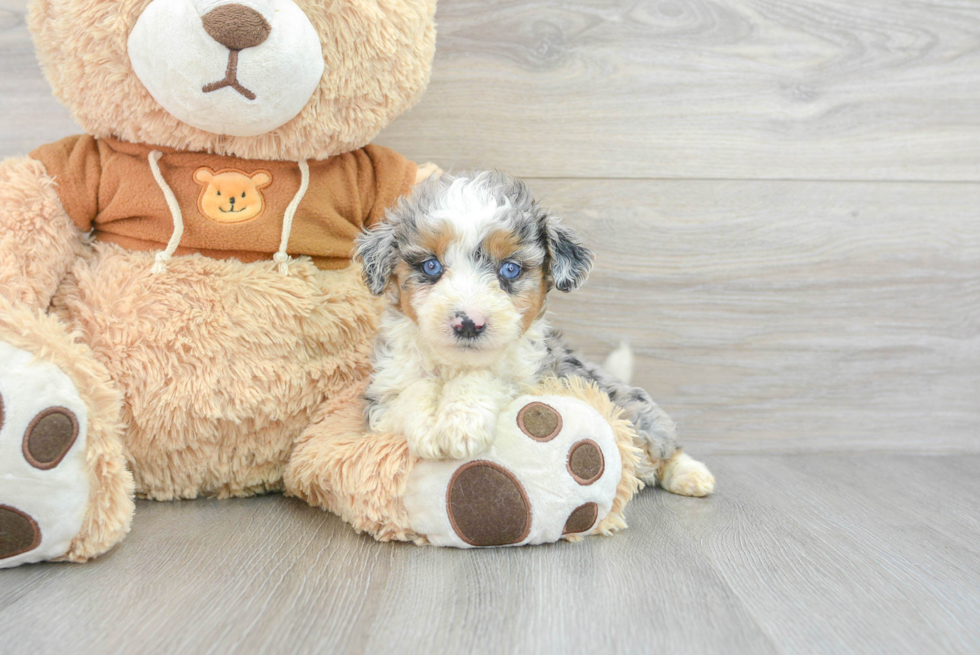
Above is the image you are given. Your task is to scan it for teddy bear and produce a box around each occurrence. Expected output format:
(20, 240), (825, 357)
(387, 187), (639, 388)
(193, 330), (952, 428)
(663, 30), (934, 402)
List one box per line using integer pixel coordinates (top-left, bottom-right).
(0, 0), (656, 566)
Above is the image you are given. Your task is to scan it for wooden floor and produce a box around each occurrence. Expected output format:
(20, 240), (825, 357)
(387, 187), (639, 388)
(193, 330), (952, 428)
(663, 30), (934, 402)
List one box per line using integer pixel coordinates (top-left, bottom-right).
(2, 0), (979, 652)
(0, 454), (977, 654)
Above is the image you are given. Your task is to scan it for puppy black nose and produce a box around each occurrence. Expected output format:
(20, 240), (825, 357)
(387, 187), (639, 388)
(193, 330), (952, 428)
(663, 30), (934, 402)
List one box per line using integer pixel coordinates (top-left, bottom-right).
(202, 4), (271, 51)
(452, 316), (485, 339)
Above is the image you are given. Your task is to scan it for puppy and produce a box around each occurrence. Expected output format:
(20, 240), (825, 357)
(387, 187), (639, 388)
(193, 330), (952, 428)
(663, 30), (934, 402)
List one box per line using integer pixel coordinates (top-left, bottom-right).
(356, 171), (714, 497)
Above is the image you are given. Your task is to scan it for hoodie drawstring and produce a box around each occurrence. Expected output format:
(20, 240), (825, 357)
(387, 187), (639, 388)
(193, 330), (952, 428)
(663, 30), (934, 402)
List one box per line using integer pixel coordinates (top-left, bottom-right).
(149, 150), (185, 274)
(275, 159), (310, 275)
(150, 153), (310, 276)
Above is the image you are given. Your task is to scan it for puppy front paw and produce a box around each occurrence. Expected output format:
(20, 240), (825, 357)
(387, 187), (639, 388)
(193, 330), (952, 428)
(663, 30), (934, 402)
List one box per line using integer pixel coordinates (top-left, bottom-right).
(436, 405), (497, 459)
(408, 406), (497, 460)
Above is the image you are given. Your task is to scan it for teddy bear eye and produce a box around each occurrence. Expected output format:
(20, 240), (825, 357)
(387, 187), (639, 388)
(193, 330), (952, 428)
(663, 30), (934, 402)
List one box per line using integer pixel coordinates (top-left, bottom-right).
(216, 190), (221, 196)
(242, 192), (246, 198)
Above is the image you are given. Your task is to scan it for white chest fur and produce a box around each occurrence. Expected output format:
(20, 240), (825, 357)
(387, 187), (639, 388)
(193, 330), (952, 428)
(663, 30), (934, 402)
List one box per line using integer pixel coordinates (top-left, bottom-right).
(366, 310), (550, 442)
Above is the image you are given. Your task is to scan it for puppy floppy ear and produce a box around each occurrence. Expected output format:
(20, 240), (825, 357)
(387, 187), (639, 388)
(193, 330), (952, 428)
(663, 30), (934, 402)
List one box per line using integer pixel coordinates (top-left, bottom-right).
(545, 219), (595, 292)
(355, 222), (398, 296)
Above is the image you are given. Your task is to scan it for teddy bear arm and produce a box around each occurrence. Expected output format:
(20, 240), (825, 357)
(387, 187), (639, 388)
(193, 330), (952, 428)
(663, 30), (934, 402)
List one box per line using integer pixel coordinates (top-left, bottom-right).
(283, 381), (421, 542)
(0, 156), (87, 309)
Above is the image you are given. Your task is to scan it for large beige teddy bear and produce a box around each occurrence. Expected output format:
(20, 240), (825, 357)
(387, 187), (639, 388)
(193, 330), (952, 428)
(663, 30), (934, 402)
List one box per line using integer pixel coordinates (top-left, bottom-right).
(0, 0), (655, 565)
(0, 0), (432, 566)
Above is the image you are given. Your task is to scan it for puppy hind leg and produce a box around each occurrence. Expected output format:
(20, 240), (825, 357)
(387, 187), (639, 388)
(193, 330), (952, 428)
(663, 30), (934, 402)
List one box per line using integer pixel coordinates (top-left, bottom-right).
(623, 394), (715, 497)
(542, 330), (715, 496)
(656, 450), (715, 497)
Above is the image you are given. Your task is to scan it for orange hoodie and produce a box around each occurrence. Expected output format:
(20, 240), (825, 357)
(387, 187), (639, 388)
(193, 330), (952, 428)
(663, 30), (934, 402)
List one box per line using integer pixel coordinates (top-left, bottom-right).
(32, 135), (416, 270)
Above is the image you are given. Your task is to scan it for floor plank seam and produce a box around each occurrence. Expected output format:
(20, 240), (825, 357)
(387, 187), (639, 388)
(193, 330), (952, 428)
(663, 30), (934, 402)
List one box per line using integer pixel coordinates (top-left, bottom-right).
(663, 500), (787, 655)
(515, 176), (980, 184)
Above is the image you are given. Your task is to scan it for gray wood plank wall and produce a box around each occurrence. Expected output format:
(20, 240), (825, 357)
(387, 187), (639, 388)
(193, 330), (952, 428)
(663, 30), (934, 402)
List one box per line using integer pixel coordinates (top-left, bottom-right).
(1, 0), (978, 454)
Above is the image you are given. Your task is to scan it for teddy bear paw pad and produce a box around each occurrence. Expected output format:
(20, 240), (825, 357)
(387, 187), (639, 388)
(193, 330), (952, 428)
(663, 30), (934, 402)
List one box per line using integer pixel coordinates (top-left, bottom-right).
(404, 395), (623, 547)
(0, 341), (90, 567)
(446, 461), (531, 546)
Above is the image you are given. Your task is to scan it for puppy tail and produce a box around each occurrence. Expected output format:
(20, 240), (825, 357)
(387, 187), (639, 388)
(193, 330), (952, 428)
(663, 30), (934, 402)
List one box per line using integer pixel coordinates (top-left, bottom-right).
(602, 341), (634, 385)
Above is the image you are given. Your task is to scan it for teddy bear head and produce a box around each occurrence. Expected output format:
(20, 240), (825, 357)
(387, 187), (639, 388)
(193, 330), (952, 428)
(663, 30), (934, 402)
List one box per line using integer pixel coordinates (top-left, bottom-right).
(27, 0), (437, 161)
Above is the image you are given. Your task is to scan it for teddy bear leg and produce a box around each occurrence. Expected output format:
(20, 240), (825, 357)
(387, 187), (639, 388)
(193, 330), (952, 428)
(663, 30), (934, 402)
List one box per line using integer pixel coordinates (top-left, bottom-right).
(0, 298), (134, 568)
(283, 382), (422, 543)
(286, 378), (642, 548)
(402, 378), (643, 548)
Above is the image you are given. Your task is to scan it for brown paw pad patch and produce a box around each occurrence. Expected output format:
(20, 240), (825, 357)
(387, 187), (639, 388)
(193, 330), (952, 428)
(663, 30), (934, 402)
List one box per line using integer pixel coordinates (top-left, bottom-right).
(447, 461), (531, 547)
(23, 407), (79, 471)
(0, 505), (41, 560)
(517, 402), (562, 442)
(563, 502), (598, 535)
(567, 439), (604, 485)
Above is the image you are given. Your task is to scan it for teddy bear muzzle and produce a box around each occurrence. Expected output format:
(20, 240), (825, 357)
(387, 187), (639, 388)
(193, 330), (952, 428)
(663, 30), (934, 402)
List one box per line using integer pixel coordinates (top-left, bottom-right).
(128, 0), (325, 136)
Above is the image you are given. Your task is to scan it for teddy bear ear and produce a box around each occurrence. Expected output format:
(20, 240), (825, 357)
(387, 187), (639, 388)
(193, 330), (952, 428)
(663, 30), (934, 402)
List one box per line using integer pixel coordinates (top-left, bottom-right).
(251, 171), (272, 187)
(193, 167), (215, 185)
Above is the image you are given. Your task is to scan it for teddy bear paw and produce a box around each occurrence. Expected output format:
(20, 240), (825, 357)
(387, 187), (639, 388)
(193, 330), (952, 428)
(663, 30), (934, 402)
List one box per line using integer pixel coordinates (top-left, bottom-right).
(0, 341), (90, 568)
(402, 395), (623, 547)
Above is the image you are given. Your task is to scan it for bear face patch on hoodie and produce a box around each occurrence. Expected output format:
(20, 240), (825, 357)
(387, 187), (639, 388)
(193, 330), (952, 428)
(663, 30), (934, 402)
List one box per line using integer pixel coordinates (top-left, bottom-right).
(31, 135), (417, 271)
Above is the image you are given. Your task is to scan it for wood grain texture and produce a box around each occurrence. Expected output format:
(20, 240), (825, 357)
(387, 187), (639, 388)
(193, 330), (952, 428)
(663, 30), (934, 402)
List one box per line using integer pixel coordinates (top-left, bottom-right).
(1, 455), (978, 654)
(0, 0), (77, 158)
(4, 0), (980, 180)
(375, 0), (980, 181)
(667, 455), (980, 654)
(533, 178), (980, 454)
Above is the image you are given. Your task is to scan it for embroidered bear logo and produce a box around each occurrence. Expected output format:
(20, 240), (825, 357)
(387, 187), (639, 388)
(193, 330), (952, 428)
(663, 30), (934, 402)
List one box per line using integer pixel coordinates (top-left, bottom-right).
(193, 167), (272, 223)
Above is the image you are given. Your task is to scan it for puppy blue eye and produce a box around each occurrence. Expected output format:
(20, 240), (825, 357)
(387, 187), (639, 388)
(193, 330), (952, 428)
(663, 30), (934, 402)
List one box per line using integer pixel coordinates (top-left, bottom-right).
(499, 262), (521, 280)
(422, 258), (443, 277)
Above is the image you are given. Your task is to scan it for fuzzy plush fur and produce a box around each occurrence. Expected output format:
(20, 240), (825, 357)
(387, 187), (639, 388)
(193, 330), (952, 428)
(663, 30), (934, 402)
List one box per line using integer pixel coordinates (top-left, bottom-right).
(28, 0), (436, 161)
(52, 244), (383, 499)
(0, 156), (83, 309)
(284, 379), (422, 543)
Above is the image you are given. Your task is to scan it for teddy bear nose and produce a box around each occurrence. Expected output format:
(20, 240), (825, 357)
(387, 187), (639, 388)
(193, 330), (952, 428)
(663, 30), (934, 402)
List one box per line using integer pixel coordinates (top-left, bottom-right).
(201, 4), (271, 51)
